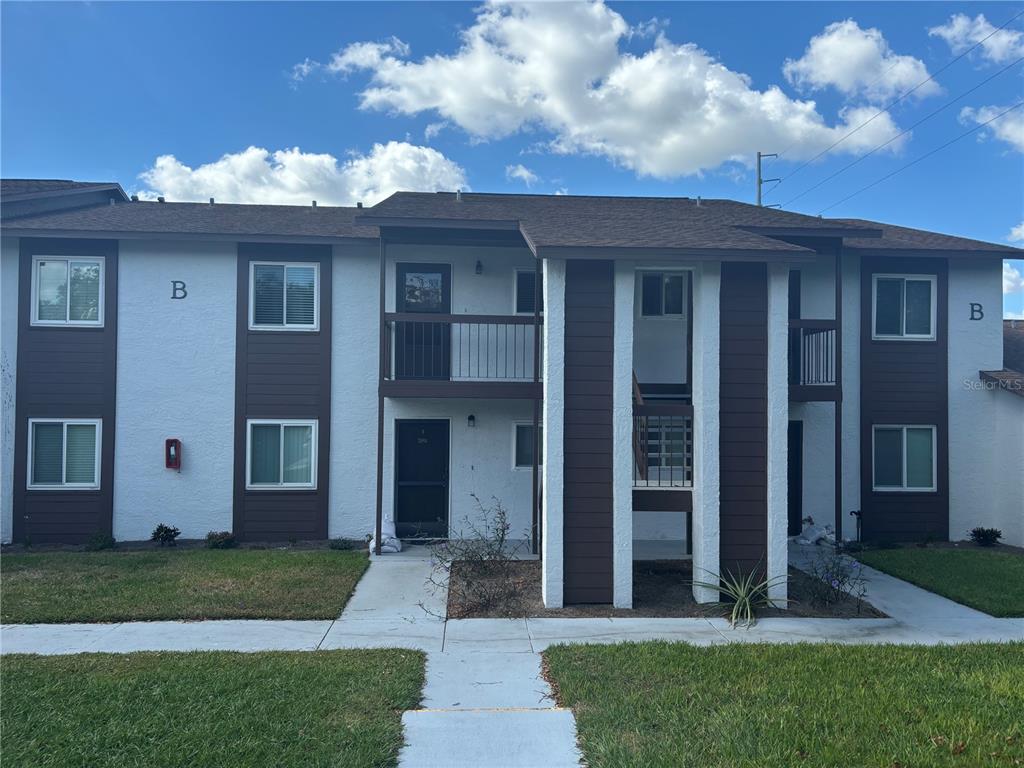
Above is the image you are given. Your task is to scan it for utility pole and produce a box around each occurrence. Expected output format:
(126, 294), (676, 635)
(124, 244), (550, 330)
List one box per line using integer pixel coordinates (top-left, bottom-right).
(756, 151), (779, 207)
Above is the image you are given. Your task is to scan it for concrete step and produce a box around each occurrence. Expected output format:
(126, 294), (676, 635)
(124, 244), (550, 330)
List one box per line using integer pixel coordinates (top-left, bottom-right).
(398, 708), (581, 768)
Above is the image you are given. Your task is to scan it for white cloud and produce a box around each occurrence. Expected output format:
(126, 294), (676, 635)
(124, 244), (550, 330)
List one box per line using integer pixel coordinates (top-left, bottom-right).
(291, 58), (319, 83)
(1009, 223), (1024, 243)
(424, 121), (447, 141)
(316, 1), (905, 179)
(929, 13), (1024, 65)
(784, 19), (938, 102)
(1005, 260), (1024, 294)
(138, 141), (468, 206)
(505, 163), (539, 186)
(959, 105), (1024, 153)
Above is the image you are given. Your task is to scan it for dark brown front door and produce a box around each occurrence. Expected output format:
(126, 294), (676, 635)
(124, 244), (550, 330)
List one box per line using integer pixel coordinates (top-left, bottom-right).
(395, 420), (449, 538)
(395, 263), (451, 380)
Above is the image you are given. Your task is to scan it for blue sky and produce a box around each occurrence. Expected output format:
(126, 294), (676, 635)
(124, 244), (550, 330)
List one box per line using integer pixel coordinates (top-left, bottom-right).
(2, 1), (1022, 315)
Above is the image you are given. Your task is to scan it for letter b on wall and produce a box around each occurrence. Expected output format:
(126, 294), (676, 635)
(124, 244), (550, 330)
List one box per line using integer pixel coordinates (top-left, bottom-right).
(969, 302), (983, 321)
(171, 280), (188, 300)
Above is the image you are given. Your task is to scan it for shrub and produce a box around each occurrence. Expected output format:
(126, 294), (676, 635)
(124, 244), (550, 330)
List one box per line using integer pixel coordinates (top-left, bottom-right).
(804, 548), (868, 611)
(85, 532), (116, 551)
(205, 531), (236, 549)
(969, 527), (1002, 547)
(691, 562), (788, 628)
(423, 495), (530, 619)
(150, 524), (181, 546)
(329, 537), (369, 551)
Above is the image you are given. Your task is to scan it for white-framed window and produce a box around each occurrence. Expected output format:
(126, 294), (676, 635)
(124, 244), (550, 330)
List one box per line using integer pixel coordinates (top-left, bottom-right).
(640, 272), (686, 317)
(872, 274), (936, 340)
(872, 425), (936, 492)
(512, 422), (542, 469)
(514, 269), (543, 315)
(31, 256), (104, 326)
(27, 419), (101, 490)
(246, 419), (317, 489)
(249, 262), (319, 331)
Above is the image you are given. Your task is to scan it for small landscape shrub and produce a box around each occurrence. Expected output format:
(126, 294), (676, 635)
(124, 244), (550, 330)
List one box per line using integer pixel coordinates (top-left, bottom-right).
(329, 537), (369, 551)
(968, 527), (1002, 547)
(85, 532), (116, 551)
(424, 495), (530, 619)
(205, 531), (236, 549)
(804, 548), (868, 611)
(151, 523), (181, 546)
(691, 562), (788, 628)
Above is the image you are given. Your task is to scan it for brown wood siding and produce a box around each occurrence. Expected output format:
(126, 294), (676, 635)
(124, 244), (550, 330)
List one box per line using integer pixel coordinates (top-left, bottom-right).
(12, 238), (118, 544)
(719, 262), (768, 575)
(562, 260), (614, 603)
(859, 256), (948, 542)
(233, 243), (332, 541)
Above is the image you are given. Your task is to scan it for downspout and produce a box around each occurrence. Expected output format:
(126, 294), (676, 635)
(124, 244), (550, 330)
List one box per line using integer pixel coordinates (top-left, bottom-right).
(834, 248), (844, 542)
(531, 257), (542, 556)
(374, 236), (386, 555)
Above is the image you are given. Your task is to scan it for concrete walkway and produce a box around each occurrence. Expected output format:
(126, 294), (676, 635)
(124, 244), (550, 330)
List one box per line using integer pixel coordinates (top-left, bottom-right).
(2, 543), (1022, 767)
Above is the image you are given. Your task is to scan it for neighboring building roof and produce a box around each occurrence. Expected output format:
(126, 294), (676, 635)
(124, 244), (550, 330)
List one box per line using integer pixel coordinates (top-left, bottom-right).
(980, 369), (1024, 398)
(2, 178), (129, 221)
(1, 200), (378, 243)
(1005, 320), (1024, 372)
(1, 178), (125, 200)
(357, 192), (889, 257)
(835, 218), (1022, 256)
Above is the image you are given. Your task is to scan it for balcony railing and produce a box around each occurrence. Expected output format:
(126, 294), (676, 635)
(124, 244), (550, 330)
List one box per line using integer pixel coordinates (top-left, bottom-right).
(633, 402), (694, 488)
(789, 319), (837, 387)
(384, 313), (541, 382)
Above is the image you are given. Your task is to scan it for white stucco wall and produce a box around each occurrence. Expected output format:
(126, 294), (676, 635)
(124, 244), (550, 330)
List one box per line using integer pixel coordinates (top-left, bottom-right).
(840, 252), (862, 540)
(766, 262), (789, 603)
(542, 258), (566, 607)
(329, 242), (380, 538)
(612, 260), (634, 608)
(691, 261), (720, 603)
(1, 237), (19, 543)
(947, 256), (1009, 541)
(112, 240), (236, 541)
(992, 389), (1024, 547)
(380, 398), (536, 543)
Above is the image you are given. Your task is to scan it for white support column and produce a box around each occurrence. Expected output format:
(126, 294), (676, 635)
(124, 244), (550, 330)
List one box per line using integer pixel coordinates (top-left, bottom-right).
(691, 262), (720, 603)
(541, 258), (566, 608)
(612, 261), (635, 608)
(766, 262), (790, 605)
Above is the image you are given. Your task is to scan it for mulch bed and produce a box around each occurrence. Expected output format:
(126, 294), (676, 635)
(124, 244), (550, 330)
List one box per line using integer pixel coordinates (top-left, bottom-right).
(448, 559), (886, 619)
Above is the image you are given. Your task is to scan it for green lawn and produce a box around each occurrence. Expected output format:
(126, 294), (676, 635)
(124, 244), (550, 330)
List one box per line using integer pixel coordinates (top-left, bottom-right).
(545, 642), (1024, 768)
(0, 549), (368, 623)
(1, 650), (423, 768)
(856, 547), (1024, 617)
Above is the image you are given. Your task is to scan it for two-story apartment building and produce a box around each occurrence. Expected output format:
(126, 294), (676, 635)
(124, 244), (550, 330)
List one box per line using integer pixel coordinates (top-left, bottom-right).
(2, 180), (1021, 608)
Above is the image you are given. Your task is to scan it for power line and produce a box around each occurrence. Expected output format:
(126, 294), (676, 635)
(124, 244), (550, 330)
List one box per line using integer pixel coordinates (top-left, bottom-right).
(816, 102), (1023, 216)
(781, 56), (1024, 208)
(767, 7), (1024, 194)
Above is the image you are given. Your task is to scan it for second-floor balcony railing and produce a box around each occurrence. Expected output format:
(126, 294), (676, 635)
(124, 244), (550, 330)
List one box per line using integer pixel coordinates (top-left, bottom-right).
(789, 319), (837, 387)
(384, 313), (542, 382)
(633, 402), (694, 488)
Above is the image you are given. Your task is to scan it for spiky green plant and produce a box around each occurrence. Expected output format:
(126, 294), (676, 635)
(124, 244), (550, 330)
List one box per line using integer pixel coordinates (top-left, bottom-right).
(691, 564), (789, 628)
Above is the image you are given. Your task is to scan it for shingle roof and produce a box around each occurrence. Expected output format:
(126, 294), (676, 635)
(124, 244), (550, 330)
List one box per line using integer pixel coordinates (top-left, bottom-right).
(1005, 320), (1024, 372)
(1, 178), (125, 200)
(980, 369), (1024, 398)
(358, 192), (887, 255)
(835, 218), (1022, 255)
(2, 200), (378, 241)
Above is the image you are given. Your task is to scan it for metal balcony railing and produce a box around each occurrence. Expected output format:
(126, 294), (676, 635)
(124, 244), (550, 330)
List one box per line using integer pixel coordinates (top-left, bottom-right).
(789, 319), (837, 387)
(633, 402), (694, 488)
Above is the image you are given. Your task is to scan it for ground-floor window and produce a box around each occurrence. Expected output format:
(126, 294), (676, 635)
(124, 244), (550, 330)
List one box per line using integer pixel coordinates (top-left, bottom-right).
(872, 425), (935, 491)
(247, 419), (317, 489)
(513, 422), (542, 469)
(28, 418), (101, 489)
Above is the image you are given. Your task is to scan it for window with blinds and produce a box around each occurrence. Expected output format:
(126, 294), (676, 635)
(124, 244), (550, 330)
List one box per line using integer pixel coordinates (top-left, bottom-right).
(32, 257), (104, 326)
(246, 420), (317, 488)
(250, 262), (318, 330)
(28, 419), (101, 489)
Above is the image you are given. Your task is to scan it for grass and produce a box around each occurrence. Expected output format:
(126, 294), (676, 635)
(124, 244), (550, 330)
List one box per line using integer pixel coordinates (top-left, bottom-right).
(545, 642), (1024, 768)
(856, 547), (1024, 617)
(0, 549), (368, 623)
(0, 650), (424, 768)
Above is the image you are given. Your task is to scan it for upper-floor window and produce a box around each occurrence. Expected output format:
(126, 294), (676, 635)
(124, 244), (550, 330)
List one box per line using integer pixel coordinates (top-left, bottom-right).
(27, 418), (101, 490)
(246, 419), (317, 489)
(250, 262), (319, 331)
(515, 270), (544, 315)
(872, 425), (935, 492)
(641, 272), (685, 317)
(31, 257), (104, 326)
(872, 274), (935, 340)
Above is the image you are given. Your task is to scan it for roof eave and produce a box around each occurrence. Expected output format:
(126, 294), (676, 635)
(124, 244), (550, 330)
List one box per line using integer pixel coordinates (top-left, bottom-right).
(1, 183), (128, 204)
(0, 227), (379, 245)
(354, 215), (521, 231)
(842, 246), (1020, 258)
(533, 244), (816, 261)
(739, 225), (883, 239)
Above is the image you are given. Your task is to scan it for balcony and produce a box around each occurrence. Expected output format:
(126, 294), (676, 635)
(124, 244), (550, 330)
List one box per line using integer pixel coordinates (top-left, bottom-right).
(789, 319), (840, 402)
(633, 402), (694, 489)
(382, 313), (542, 398)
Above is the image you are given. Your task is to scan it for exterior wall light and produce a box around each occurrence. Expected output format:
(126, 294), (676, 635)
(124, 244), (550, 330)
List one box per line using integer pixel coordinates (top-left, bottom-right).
(468, 414), (476, 428)
(475, 260), (483, 275)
